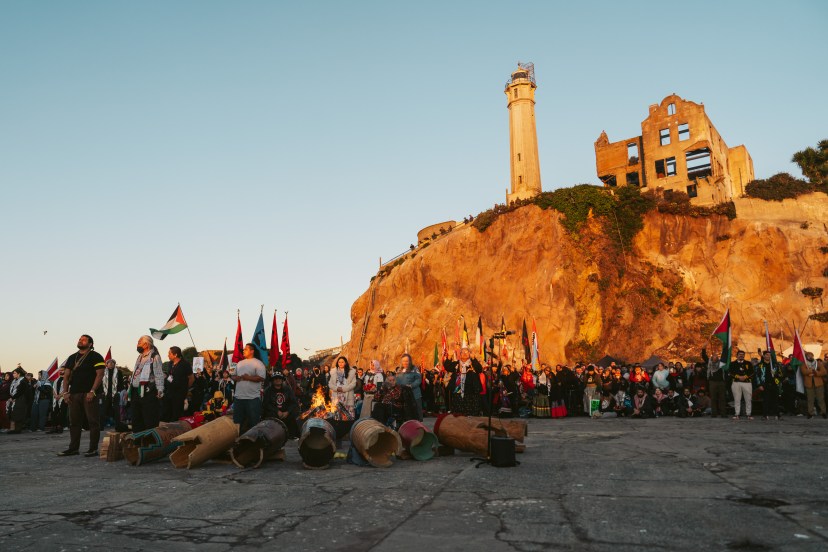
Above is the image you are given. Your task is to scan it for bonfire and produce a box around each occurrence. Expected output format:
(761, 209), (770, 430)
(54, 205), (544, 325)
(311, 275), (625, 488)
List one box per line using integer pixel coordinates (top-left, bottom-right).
(299, 386), (354, 422)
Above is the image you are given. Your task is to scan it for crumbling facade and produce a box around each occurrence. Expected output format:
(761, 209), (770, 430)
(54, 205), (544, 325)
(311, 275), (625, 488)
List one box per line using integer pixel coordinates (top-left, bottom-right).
(595, 94), (754, 205)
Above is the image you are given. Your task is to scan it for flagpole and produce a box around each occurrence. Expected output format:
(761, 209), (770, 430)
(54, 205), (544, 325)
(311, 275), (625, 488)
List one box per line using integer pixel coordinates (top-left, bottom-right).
(186, 327), (198, 352)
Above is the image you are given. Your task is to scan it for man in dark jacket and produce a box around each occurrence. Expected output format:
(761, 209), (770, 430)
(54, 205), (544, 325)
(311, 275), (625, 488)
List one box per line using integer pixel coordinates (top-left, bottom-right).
(262, 373), (299, 437)
(754, 350), (782, 420)
(162, 347), (193, 422)
(631, 387), (655, 418)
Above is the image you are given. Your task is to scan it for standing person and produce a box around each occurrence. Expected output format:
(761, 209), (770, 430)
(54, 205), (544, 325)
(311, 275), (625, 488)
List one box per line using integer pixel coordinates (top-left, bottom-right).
(30, 370), (53, 432)
(100, 358), (125, 430)
(188, 369), (209, 415)
(583, 365), (602, 417)
(396, 354), (423, 421)
(129, 335), (165, 433)
(801, 351), (827, 419)
(754, 351), (782, 421)
(548, 365), (568, 418)
(163, 347), (193, 423)
(443, 347), (483, 416)
(0, 372), (11, 430)
(730, 350), (755, 420)
(8, 367), (31, 434)
(232, 344), (266, 433)
(702, 347), (728, 418)
(329, 356), (357, 417)
(219, 371), (235, 404)
(308, 365), (326, 394)
(58, 335), (106, 456)
(48, 365), (69, 433)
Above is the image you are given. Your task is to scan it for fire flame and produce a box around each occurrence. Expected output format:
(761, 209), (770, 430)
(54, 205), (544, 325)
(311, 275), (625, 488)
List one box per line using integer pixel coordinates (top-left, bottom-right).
(309, 386), (337, 417)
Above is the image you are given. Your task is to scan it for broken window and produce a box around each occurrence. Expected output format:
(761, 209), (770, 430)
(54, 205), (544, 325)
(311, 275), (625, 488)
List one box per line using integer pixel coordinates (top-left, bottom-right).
(655, 159), (665, 178)
(660, 128), (671, 146)
(600, 174), (617, 187)
(626, 171), (640, 186)
(686, 147), (712, 179)
(678, 123), (690, 141)
(666, 157), (676, 176)
(687, 184), (698, 198)
(667, 103), (676, 115)
(627, 143), (639, 164)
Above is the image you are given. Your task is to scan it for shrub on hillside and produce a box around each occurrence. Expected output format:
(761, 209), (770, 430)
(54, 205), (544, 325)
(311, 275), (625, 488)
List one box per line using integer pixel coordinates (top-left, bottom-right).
(744, 172), (824, 201)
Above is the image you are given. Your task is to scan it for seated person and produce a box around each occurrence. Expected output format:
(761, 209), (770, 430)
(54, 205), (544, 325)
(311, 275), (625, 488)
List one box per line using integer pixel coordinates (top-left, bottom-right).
(613, 389), (632, 417)
(201, 391), (228, 421)
(631, 387), (654, 418)
(676, 387), (699, 418)
(598, 389), (618, 417)
(652, 388), (670, 417)
(695, 388), (711, 415)
(262, 373), (300, 437)
(372, 372), (404, 429)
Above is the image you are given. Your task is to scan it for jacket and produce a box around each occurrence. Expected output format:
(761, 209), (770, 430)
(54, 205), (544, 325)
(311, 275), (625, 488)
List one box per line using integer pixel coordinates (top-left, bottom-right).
(801, 360), (826, 388)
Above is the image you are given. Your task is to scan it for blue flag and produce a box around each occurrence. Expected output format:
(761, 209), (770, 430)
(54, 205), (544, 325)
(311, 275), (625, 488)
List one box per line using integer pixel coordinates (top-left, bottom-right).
(252, 312), (269, 366)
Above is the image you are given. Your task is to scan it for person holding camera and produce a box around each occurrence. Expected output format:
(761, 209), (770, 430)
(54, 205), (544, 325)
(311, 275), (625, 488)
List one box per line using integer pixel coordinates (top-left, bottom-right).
(129, 335), (165, 432)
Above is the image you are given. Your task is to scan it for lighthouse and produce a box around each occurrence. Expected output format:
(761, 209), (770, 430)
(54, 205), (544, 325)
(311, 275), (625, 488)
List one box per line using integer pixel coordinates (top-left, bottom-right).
(505, 62), (542, 204)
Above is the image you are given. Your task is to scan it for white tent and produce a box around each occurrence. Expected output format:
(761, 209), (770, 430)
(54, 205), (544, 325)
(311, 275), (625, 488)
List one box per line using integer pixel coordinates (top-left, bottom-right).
(780, 343), (822, 358)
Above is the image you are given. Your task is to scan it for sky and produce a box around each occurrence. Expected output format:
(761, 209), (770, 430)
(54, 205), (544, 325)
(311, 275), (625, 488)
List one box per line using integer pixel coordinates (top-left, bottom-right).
(1, 1), (826, 372)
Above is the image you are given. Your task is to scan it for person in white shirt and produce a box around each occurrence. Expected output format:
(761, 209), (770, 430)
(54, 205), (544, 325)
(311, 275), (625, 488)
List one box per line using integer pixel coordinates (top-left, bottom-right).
(232, 343), (267, 432)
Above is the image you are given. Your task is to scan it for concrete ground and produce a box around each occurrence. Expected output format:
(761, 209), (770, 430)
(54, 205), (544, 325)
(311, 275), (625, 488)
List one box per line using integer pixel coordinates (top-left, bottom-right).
(1, 416), (827, 552)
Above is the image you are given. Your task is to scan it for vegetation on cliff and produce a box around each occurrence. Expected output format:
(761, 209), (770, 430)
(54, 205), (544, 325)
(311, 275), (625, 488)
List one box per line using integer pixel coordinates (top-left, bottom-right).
(745, 139), (828, 201)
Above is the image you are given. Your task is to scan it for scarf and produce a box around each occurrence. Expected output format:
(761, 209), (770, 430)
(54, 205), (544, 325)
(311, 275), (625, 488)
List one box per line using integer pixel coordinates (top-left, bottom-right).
(34, 374), (50, 402)
(455, 360), (471, 398)
(10, 377), (21, 398)
(634, 394), (646, 409)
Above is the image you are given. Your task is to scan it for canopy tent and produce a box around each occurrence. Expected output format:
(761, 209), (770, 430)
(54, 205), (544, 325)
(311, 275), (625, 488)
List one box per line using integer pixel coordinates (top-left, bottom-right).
(640, 355), (668, 370)
(595, 355), (622, 368)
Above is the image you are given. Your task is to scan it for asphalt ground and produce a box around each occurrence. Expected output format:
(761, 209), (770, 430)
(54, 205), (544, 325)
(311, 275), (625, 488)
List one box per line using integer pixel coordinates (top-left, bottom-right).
(1, 416), (827, 552)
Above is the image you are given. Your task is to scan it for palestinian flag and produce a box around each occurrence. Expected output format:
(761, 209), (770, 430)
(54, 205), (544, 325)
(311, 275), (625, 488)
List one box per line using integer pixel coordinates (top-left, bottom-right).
(764, 321), (778, 369)
(712, 308), (731, 372)
(150, 305), (188, 340)
(790, 330), (806, 394)
(104, 347), (112, 363)
(232, 314), (244, 363)
(46, 357), (60, 382)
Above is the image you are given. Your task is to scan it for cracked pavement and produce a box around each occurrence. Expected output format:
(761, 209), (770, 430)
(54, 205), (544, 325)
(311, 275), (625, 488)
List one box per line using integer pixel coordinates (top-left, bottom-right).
(1, 417), (827, 551)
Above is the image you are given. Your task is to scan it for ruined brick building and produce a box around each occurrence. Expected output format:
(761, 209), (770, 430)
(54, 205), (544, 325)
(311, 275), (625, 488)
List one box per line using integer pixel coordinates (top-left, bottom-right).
(594, 94), (754, 205)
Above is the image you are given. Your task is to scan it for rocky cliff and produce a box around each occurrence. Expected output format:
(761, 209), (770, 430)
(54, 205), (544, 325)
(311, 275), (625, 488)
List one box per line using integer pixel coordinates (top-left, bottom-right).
(341, 193), (828, 367)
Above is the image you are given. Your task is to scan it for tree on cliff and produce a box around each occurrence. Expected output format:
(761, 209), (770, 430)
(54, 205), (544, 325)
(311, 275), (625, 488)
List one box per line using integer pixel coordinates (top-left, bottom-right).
(792, 139), (828, 186)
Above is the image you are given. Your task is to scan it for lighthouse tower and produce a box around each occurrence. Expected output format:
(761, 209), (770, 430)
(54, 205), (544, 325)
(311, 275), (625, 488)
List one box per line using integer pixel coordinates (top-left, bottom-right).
(505, 62), (542, 204)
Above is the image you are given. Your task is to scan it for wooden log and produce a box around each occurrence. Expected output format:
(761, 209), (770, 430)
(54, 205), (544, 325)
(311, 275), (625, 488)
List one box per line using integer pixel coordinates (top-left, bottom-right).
(230, 419), (288, 469)
(169, 416), (239, 469)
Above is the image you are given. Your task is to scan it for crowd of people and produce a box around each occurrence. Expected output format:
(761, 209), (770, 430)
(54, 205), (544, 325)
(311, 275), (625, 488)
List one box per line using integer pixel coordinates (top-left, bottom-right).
(2, 334), (827, 459)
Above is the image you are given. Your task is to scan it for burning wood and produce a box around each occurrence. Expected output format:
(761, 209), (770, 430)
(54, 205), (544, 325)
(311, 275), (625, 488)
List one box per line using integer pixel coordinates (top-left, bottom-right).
(299, 386), (354, 422)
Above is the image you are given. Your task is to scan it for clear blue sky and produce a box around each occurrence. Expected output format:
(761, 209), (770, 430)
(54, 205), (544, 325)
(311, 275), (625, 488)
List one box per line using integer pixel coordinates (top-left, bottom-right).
(1, 1), (826, 372)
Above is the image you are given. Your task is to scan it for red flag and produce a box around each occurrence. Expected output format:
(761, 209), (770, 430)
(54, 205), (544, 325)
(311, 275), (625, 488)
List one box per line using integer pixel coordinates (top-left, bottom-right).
(521, 318), (530, 362)
(441, 327), (448, 360)
(269, 311), (280, 368)
(104, 347), (112, 363)
(280, 314), (291, 368)
(232, 314), (244, 363)
(46, 357), (59, 382)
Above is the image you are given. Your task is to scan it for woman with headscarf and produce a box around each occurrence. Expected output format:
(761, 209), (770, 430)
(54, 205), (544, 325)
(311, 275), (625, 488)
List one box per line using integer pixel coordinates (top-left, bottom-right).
(30, 370), (53, 431)
(396, 353), (423, 421)
(329, 356), (357, 417)
(8, 367), (30, 434)
(443, 347), (482, 415)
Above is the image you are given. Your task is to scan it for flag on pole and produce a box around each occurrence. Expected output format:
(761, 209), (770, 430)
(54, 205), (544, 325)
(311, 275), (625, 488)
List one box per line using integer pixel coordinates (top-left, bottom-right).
(521, 319), (530, 362)
(711, 308), (731, 372)
(461, 319), (469, 349)
(433, 342), (439, 369)
(440, 327), (448, 361)
(531, 318), (540, 371)
(46, 357), (60, 382)
(280, 313), (291, 369)
(764, 321), (777, 369)
(789, 330), (807, 394)
(150, 305), (188, 340)
(252, 311), (269, 366)
(232, 313), (244, 363)
(420, 353), (427, 390)
(104, 347), (112, 363)
(476, 316), (484, 359)
(269, 311), (280, 369)
(216, 338), (229, 374)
